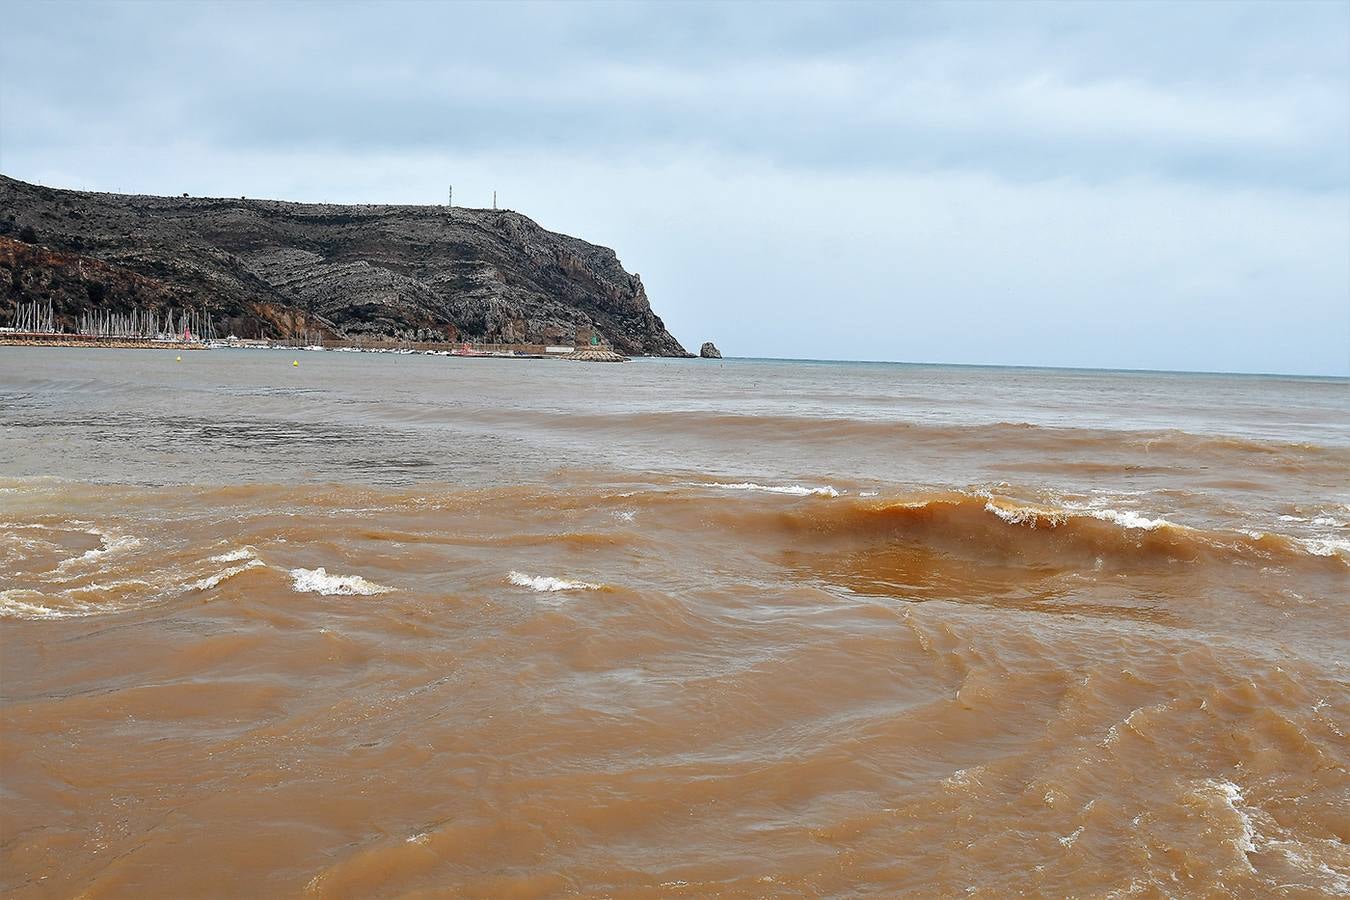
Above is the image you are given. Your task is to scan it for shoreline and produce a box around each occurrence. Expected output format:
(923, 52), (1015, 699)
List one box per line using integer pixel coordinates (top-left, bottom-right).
(0, 334), (629, 361)
(0, 333), (205, 350)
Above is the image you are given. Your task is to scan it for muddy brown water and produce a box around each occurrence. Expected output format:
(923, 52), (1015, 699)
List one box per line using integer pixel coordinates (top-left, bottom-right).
(1, 348), (1347, 897)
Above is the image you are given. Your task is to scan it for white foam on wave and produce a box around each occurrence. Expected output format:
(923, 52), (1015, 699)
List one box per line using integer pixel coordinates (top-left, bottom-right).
(941, 766), (982, 790)
(209, 546), (258, 563)
(193, 559), (265, 591)
(1207, 779), (1258, 859)
(1089, 508), (1172, 531)
(1058, 826), (1084, 848)
(1066, 494), (1175, 530)
(706, 482), (840, 498)
(1076, 497), (1348, 561)
(987, 497), (1174, 532)
(984, 501), (1064, 527)
(56, 530), (142, 572)
(0, 528), (60, 567)
(1318, 863), (1350, 896)
(1, 580), (153, 620)
(1280, 512), (1347, 528)
(1269, 840), (1350, 895)
(1301, 537), (1350, 558)
(508, 571), (600, 592)
(63, 579), (154, 598)
(289, 567), (390, 596)
(0, 589), (77, 620)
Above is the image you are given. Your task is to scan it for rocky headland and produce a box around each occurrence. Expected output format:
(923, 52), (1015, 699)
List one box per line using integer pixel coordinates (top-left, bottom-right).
(0, 176), (689, 356)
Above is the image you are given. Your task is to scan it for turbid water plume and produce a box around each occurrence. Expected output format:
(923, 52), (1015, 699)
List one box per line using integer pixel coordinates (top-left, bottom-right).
(2, 349), (1347, 897)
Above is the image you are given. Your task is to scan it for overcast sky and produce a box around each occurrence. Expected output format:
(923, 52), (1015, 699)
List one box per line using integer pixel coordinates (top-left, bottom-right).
(3, 0), (1348, 374)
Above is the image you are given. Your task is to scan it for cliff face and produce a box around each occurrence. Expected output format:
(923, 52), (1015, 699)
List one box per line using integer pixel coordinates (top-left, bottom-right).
(0, 176), (689, 356)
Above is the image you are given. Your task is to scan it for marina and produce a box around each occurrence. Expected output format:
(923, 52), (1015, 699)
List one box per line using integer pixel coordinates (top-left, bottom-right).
(1, 300), (628, 358)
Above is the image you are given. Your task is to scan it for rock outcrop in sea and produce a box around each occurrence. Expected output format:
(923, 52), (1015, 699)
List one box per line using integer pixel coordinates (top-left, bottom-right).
(0, 175), (689, 356)
(700, 341), (722, 358)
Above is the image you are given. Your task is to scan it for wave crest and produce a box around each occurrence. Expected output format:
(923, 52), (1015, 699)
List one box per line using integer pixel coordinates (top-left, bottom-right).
(508, 571), (601, 592)
(705, 482), (840, 498)
(289, 567), (390, 596)
(759, 491), (1347, 572)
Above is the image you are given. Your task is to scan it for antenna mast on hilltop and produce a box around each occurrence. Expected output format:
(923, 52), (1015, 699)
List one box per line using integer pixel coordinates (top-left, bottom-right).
(448, 185), (452, 207)
(493, 190), (497, 210)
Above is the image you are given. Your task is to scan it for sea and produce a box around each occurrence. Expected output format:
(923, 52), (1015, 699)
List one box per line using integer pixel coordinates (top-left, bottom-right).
(1, 347), (1347, 897)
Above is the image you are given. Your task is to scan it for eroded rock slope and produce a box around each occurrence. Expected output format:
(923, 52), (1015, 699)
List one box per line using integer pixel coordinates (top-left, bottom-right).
(0, 175), (688, 355)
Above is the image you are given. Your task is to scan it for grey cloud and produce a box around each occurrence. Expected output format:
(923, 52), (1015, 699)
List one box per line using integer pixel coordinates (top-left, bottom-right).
(5, 1), (1346, 189)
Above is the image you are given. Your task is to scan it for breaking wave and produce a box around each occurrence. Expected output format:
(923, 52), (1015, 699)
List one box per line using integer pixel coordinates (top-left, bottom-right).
(192, 559), (265, 591)
(289, 567), (390, 596)
(209, 546), (259, 563)
(0, 579), (157, 620)
(54, 529), (142, 573)
(508, 571), (601, 592)
(704, 482), (841, 498)
(728, 490), (1350, 571)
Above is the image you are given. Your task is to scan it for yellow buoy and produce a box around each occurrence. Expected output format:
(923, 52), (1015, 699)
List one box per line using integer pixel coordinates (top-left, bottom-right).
(293, 360), (299, 367)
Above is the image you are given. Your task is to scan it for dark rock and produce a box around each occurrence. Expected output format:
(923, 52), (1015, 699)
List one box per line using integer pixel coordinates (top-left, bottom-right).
(700, 341), (722, 359)
(0, 175), (688, 355)
(0, 237), (192, 319)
